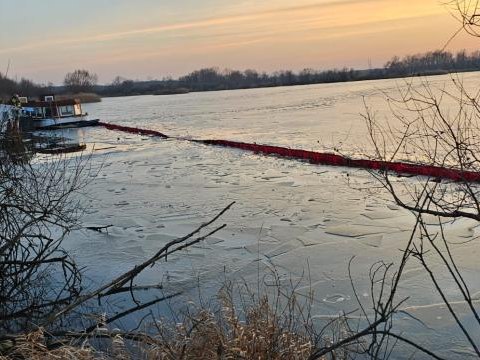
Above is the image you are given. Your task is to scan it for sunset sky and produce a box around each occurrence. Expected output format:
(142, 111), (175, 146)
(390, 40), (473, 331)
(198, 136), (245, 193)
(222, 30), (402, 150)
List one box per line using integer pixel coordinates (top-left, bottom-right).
(0, 0), (477, 84)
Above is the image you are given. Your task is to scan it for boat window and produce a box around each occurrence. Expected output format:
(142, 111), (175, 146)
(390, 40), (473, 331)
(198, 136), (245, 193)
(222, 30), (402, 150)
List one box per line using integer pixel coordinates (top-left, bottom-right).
(60, 105), (74, 116)
(34, 107), (44, 118)
(26, 107), (44, 118)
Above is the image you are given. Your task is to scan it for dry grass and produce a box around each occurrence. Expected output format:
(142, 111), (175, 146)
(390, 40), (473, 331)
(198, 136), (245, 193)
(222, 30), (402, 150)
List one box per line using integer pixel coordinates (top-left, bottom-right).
(142, 283), (318, 360)
(0, 329), (136, 360)
(56, 93), (101, 103)
(0, 329), (96, 360)
(0, 288), (324, 360)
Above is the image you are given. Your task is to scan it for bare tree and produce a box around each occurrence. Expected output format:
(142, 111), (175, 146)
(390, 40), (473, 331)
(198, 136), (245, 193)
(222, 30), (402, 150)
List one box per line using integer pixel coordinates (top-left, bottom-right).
(64, 69), (98, 94)
(0, 108), (238, 356)
(0, 110), (95, 332)
(311, 2), (480, 358)
(447, 0), (480, 38)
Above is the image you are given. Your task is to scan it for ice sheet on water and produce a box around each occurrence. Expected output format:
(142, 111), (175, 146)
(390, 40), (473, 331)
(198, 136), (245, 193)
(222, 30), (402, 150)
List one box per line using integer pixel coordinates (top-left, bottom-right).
(59, 73), (480, 354)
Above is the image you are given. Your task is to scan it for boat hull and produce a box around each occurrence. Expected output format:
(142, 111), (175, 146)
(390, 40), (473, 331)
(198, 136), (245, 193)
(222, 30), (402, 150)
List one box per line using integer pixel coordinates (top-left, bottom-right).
(36, 119), (100, 130)
(21, 115), (100, 130)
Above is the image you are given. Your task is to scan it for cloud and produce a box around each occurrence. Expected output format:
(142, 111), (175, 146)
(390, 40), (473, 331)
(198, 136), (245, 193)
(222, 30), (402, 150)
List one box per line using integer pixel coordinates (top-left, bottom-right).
(4, 0), (457, 82)
(0, 0), (395, 55)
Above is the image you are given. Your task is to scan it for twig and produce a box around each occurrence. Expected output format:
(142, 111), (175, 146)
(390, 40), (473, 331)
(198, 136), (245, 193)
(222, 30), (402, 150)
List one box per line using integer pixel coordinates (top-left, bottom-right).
(85, 292), (182, 333)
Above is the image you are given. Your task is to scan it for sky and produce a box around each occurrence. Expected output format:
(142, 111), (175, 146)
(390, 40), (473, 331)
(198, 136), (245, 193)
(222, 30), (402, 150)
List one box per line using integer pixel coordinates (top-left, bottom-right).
(0, 0), (478, 84)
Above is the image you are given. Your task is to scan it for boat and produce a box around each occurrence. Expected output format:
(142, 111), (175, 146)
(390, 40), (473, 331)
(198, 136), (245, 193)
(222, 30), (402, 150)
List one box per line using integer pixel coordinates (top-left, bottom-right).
(20, 95), (100, 130)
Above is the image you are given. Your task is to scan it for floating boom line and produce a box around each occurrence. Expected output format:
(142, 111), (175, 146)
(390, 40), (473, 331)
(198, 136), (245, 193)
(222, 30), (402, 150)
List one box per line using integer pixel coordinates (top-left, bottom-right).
(98, 122), (480, 183)
(101, 122), (169, 138)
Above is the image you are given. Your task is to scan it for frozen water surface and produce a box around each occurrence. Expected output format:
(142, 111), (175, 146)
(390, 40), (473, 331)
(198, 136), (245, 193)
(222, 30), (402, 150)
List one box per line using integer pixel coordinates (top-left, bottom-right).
(58, 73), (480, 358)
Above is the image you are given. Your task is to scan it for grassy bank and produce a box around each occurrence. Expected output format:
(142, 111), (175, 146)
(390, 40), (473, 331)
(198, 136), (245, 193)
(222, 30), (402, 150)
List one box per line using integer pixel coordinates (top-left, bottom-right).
(55, 92), (102, 103)
(0, 287), (323, 359)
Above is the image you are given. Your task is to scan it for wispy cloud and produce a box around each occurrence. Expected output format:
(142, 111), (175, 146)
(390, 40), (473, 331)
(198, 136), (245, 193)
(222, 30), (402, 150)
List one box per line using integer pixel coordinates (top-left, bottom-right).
(0, 0), (412, 55)
(3, 0), (464, 82)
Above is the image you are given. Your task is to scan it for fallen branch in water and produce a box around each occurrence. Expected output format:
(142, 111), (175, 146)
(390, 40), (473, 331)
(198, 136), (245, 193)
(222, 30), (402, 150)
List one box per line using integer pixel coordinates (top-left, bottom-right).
(98, 284), (164, 298)
(85, 225), (113, 233)
(85, 292), (182, 333)
(43, 202), (235, 327)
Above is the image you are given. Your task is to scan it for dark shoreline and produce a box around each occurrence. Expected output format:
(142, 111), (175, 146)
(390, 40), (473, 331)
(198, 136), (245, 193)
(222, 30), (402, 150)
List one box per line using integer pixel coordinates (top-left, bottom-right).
(97, 68), (479, 99)
(3, 48), (480, 101)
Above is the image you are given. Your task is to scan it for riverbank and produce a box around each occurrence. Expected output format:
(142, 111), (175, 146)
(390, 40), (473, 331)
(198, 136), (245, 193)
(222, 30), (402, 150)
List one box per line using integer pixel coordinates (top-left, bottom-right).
(56, 92), (102, 103)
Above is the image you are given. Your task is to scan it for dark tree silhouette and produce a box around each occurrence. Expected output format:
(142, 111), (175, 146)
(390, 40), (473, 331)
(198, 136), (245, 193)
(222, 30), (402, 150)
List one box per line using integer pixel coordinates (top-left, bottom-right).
(64, 69), (98, 94)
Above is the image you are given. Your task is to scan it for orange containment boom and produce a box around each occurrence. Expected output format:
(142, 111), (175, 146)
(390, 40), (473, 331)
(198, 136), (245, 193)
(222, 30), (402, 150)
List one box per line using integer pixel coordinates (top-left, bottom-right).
(99, 122), (480, 183)
(99, 122), (169, 138)
(197, 139), (480, 182)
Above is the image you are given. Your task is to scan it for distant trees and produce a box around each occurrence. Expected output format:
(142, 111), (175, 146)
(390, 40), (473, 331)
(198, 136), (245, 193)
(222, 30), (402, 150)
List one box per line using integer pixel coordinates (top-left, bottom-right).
(104, 76), (135, 96)
(175, 67), (359, 91)
(3, 49), (480, 101)
(0, 74), (17, 100)
(96, 49), (480, 98)
(95, 67), (361, 96)
(385, 49), (480, 75)
(0, 73), (46, 100)
(63, 69), (98, 94)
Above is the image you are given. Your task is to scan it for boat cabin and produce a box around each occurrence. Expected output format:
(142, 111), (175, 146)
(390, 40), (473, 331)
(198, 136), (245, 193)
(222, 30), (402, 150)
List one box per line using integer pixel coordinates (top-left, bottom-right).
(19, 94), (99, 130)
(22, 95), (84, 120)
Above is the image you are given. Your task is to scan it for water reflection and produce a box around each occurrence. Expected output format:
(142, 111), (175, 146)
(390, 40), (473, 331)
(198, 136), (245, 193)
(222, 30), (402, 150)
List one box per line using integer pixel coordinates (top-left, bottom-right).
(0, 117), (87, 163)
(34, 128), (87, 155)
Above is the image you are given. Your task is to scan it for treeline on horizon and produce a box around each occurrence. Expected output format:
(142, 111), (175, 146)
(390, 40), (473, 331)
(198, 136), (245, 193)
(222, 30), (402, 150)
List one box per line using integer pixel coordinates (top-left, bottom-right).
(2, 49), (480, 100)
(99, 49), (480, 96)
